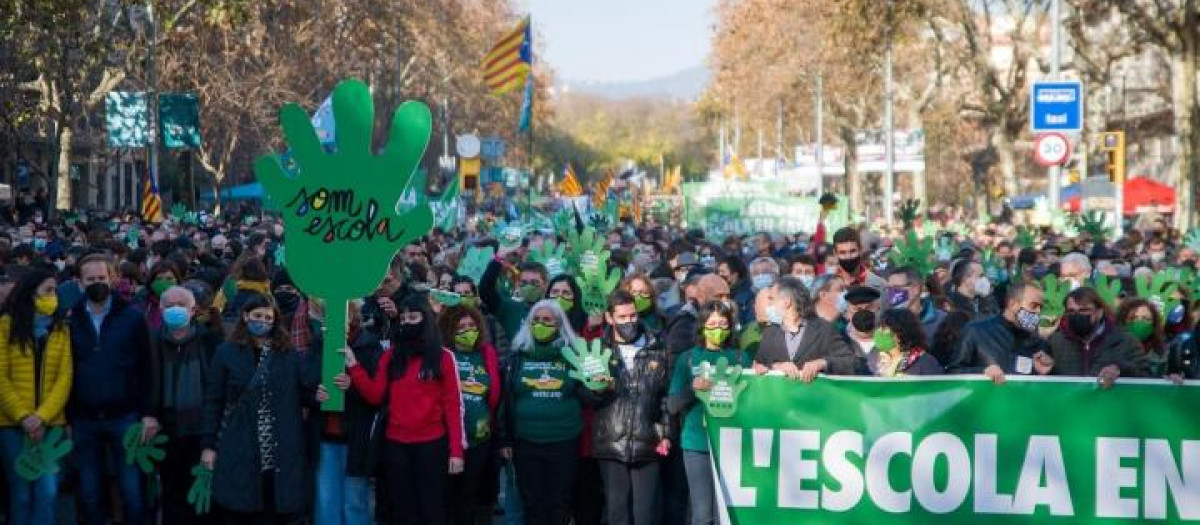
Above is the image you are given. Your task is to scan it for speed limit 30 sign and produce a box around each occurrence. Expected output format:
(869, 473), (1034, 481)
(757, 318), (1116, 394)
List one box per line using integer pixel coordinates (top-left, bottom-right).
(1033, 133), (1071, 167)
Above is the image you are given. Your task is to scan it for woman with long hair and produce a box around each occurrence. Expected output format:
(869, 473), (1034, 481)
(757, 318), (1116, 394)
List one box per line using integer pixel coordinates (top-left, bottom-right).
(142, 260), (183, 331)
(499, 299), (584, 525)
(0, 268), (71, 525)
(347, 295), (464, 525)
(868, 308), (944, 376)
(1116, 298), (1166, 376)
(439, 305), (502, 525)
(200, 294), (319, 524)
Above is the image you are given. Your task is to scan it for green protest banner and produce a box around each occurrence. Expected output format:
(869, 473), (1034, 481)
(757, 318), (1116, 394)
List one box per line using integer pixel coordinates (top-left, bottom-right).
(706, 376), (1200, 524)
(681, 181), (850, 238)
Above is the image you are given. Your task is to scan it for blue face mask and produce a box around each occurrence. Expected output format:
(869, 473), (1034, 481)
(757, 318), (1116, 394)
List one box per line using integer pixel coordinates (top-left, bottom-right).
(766, 304), (783, 325)
(247, 320), (273, 337)
(162, 306), (191, 330)
(835, 292), (848, 313)
(798, 275), (815, 289)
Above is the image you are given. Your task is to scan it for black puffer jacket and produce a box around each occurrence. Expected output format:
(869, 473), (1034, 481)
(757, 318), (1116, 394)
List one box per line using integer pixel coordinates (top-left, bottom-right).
(587, 329), (672, 464)
(1166, 331), (1200, 379)
(947, 314), (1049, 374)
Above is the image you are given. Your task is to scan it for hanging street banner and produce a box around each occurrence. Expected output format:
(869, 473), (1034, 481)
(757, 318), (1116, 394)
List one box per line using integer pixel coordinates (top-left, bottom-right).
(106, 92), (150, 148)
(159, 92), (202, 149)
(681, 181), (849, 238)
(706, 375), (1200, 525)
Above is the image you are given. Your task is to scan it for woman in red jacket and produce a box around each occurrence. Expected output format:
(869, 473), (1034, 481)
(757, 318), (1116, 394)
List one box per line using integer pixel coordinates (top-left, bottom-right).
(438, 304), (501, 525)
(346, 295), (464, 525)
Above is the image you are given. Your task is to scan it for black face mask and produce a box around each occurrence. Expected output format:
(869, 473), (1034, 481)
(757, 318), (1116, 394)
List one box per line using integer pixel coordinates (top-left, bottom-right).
(395, 322), (422, 342)
(838, 256), (861, 274)
(85, 282), (111, 303)
(273, 291), (301, 316)
(851, 309), (876, 333)
(1066, 313), (1096, 338)
(614, 321), (640, 342)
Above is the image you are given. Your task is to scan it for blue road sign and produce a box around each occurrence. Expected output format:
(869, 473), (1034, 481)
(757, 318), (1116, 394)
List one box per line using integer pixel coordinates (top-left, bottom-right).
(1031, 80), (1083, 133)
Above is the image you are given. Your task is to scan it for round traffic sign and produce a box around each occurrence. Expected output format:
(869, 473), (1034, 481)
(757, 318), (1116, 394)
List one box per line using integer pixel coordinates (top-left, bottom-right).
(1033, 133), (1071, 167)
(456, 134), (481, 158)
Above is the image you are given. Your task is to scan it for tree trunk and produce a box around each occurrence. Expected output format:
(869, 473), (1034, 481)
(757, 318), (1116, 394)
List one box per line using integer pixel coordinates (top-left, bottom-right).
(55, 123), (73, 210)
(841, 126), (862, 219)
(1171, 18), (1199, 231)
(992, 128), (1019, 202)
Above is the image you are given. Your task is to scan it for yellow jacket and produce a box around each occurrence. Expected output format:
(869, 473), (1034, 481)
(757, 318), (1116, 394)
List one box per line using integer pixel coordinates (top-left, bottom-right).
(0, 315), (73, 426)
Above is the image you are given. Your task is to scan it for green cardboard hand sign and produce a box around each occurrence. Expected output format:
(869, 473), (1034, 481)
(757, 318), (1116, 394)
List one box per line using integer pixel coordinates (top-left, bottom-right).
(1136, 271), (1180, 324)
(1092, 273), (1122, 310)
(1015, 226), (1038, 250)
(562, 338), (613, 391)
(14, 427), (72, 481)
(1075, 210), (1111, 242)
(493, 221), (525, 249)
(188, 463), (213, 515)
(1040, 275), (1069, 327)
(695, 357), (749, 418)
(123, 423), (168, 474)
(897, 199), (920, 229)
(567, 227), (609, 276)
(579, 266), (622, 316)
(888, 231), (935, 278)
(528, 240), (568, 278)
(934, 236), (956, 262)
(1185, 230), (1200, 254)
(553, 208), (576, 238)
(458, 246), (495, 285)
(430, 289), (462, 307)
(255, 78), (434, 411)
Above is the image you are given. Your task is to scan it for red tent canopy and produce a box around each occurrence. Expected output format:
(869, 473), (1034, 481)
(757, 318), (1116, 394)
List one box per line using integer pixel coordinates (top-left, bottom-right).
(1063, 176), (1175, 215)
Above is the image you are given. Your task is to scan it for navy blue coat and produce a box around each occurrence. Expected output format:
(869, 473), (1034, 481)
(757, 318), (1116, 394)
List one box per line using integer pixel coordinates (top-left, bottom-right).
(68, 296), (152, 419)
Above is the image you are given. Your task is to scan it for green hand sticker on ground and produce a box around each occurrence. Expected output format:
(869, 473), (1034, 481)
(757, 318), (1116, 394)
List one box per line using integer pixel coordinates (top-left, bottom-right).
(888, 231), (935, 278)
(528, 240), (568, 278)
(15, 427), (73, 481)
(123, 423), (168, 474)
(563, 338), (613, 391)
(695, 357), (748, 418)
(188, 463), (213, 515)
(458, 246), (495, 286)
(1136, 271), (1180, 324)
(579, 266), (623, 316)
(1041, 275), (1069, 327)
(255, 78), (434, 411)
(1092, 273), (1122, 310)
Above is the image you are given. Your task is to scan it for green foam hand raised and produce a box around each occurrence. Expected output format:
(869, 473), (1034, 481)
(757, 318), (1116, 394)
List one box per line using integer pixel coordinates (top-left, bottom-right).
(1040, 275), (1070, 327)
(888, 231), (935, 278)
(587, 211), (612, 232)
(567, 226), (609, 277)
(1015, 226), (1038, 250)
(430, 289), (462, 307)
(495, 221), (526, 249)
(188, 463), (213, 515)
(553, 208), (577, 238)
(458, 246), (495, 286)
(562, 338), (613, 391)
(1135, 271), (1180, 324)
(255, 79), (434, 411)
(579, 266), (623, 317)
(14, 427), (73, 481)
(528, 239), (568, 278)
(897, 199), (921, 229)
(123, 422), (168, 474)
(695, 357), (749, 419)
(1075, 210), (1112, 242)
(934, 236), (956, 262)
(1185, 230), (1200, 254)
(1092, 273), (1122, 310)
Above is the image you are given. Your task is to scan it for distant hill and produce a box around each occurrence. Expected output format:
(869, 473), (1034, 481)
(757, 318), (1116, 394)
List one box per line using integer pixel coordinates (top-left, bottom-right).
(562, 66), (709, 101)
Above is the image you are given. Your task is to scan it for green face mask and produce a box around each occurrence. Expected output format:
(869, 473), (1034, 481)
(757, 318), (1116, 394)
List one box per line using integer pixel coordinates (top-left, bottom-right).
(459, 296), (479, 309)
(519, 284), (543, 304)
(555, 296), (575, 313)
(873, 329), (898, 352)
(633, 295), (653, 313)
(703, 327), (731, 347)
(531, 322), (558, 343)
(151, 278), (174, 297)
(1126, 320), (1155, 342)
(454, 328), (480, 349)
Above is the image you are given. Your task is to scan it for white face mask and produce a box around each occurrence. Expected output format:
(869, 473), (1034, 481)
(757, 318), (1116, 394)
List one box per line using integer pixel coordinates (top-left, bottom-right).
(973, 277), (993, 297)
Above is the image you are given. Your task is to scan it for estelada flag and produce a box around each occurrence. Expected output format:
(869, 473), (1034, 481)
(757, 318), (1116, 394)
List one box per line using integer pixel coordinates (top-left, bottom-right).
(483, 17), (532, 95)
(558, 163), (584, 197)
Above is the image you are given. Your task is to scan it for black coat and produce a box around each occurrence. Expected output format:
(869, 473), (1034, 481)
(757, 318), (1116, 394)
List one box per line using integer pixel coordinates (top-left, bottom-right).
(148, 323), (222, 437)
(947, 314), (1048, 374)
(201, 341), (316, 514)
(587, 331), (672, 464)
(68, 297), (152, 418)
(754, 317), (861, 375)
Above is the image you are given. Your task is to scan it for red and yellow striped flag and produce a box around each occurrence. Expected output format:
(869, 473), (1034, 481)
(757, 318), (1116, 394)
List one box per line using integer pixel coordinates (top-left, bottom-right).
(482, 17), (532, 95)
(141, 171), (163, 223)
(558, 163), (584, 197)
(592, 170), (613, 207)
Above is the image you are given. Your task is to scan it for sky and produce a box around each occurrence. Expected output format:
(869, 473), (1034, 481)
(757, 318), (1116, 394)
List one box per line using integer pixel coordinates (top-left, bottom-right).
(520, 0), (715, 83)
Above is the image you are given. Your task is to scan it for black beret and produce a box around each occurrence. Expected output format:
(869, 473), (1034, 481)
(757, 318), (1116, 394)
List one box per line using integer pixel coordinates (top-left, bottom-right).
(844, 285), (881, 305)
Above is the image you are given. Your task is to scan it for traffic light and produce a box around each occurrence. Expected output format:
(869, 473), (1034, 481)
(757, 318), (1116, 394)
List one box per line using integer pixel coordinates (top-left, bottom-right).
(1099, 131), (1125, 184)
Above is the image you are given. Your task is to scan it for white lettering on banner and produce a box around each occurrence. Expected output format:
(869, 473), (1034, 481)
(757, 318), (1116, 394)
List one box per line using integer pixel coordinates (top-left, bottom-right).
(1012, 436), (1074, 515)
(973, 434), (1015, 513)
(866, 432), (913, 513)
(1096, 437), (1140, 518)
(719, 427), (757, 506)
(778, 430), (821, 509)
(1142, 439), (1199, 520)
(821, 431), (864, 512)
(912, 433), (971, 513)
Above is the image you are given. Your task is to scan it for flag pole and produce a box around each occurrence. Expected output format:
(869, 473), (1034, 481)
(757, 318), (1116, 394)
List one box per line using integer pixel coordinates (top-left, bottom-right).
(526, 14), (535, 219)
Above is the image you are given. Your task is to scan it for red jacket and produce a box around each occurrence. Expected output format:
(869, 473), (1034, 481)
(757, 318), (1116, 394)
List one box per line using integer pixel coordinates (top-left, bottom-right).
(349, 348), (466, 459)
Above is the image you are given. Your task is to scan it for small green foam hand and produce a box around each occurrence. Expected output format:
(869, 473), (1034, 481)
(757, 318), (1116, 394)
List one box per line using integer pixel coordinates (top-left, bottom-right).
(495, 221), (525, 249)
(1040, 274), (1069, 327)
(1136, 271), (1180, 324)
(1092, 273), (1122, 310)
(934, 236), (956, 262)
(528, 239), (568, 278)
(459, 246), (495, 286)
(1185, 230), (1200, 254)
(918, 220), (938, 239)
(897, 199), (921, 229)
(981, 249), (1003, 282)
(553, 208), (577, 238)
(188, 463), (213, 515)
(14, 427), (73, 481)
(255, 79), (435, 412)
(1075, 210), (1111, 242)
(123, 422), (168, 474)
(562, 338), (613, 391)
(888, 231), (935, 278)
(430, 289), (462, 307)
(1015, 226), (1038, 250)
(695, 357), (748, 419)
(587, 211), (612, 232)
(566, 226), (609, 277)
(579, 266), (623, 316)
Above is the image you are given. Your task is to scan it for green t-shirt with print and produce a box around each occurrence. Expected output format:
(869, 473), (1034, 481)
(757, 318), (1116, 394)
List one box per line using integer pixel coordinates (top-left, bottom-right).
(455, 350), (493, 446)
(669, 346), (751, 452)
(513, 344), (583, 443)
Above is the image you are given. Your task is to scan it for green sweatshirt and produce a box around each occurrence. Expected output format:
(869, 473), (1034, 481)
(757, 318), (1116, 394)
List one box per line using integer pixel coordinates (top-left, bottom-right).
(669, 346), (751, 452)
(512, 344), (582, 443)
